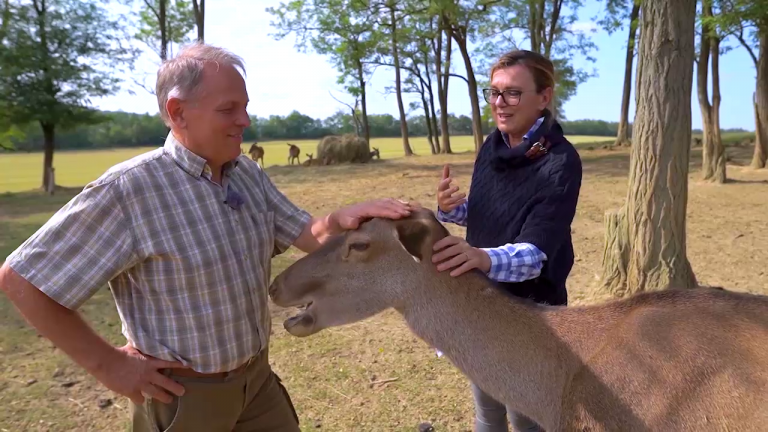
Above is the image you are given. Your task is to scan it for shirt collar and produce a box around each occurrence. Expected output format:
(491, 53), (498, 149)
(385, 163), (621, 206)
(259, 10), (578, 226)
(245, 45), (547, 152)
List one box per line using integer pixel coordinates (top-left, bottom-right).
(163, 132), (240, 180)
(502, 116), (545, 147)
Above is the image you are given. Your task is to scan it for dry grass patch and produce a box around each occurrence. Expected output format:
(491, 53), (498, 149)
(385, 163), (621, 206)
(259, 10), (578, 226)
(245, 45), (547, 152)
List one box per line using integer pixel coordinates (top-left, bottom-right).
(1, 144), (767, 431)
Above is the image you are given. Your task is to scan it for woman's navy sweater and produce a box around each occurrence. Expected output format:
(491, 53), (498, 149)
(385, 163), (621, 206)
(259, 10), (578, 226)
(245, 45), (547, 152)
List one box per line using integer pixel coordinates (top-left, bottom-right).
(465, 115), (582, 306)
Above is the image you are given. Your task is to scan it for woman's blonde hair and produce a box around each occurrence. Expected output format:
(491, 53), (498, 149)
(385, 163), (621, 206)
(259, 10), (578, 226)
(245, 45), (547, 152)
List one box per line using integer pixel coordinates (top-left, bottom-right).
(489, 50), (556, 93)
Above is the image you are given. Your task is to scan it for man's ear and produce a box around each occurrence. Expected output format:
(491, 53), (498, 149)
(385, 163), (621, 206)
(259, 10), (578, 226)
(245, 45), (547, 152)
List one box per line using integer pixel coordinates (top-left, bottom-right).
(166, 97), (187, 128)
(393, 218), (432, 262)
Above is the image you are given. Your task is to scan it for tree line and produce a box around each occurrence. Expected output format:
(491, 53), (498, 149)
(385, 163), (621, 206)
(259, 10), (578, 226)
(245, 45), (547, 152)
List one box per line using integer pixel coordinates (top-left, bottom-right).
(3, 108), (683, 152)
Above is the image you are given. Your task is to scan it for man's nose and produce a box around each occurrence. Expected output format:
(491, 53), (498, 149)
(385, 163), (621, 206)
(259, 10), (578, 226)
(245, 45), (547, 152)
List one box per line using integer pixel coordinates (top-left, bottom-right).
(237, 110), (251, 127)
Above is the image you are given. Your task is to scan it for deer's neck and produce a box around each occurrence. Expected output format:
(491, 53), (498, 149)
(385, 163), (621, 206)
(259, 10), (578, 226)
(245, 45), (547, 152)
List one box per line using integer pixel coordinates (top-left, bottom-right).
(394, 270), (576, 430)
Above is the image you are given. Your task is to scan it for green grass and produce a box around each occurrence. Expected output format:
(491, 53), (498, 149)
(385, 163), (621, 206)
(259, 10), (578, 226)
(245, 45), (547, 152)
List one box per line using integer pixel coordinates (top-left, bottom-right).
(0, 135), (616, 193)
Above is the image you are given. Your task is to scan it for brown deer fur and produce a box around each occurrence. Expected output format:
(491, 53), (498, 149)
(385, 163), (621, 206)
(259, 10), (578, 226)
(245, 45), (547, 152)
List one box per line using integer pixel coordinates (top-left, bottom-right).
(287, 143), (301, 165)
(269, 206), (768, 431)
(248, 143), (264, 165)
(302, 153), (320, 167)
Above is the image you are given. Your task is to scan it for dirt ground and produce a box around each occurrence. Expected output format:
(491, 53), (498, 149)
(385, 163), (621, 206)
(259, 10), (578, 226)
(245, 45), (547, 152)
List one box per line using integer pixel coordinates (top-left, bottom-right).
(1, 144), (767, 431)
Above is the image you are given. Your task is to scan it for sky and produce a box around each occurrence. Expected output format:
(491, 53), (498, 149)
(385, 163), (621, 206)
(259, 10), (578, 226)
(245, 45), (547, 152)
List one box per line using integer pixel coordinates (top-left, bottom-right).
(92, 0), (759, 131)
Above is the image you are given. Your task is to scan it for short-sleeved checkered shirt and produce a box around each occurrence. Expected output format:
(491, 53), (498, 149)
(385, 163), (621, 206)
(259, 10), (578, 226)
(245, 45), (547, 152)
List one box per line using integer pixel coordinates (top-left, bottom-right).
(5, 133), (312, 373)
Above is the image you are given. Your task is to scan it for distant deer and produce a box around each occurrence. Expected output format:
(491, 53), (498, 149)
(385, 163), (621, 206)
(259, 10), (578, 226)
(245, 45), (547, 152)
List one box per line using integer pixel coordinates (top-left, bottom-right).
(370, 147), (380, 160)
(287, 143), (301, 165)
(302, 153), (314, 167)
(269, 206), (768, 431)
(248, 142), (264, 165)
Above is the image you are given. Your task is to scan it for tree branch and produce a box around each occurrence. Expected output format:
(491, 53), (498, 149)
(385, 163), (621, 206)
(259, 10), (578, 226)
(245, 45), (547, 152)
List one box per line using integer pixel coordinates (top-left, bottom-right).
(449, 73), (468, 84)
(328, 90), (356, 112)
(132, 75), (156, 96)
(142, 0), (161, 21)
(735, 24), (758, 66)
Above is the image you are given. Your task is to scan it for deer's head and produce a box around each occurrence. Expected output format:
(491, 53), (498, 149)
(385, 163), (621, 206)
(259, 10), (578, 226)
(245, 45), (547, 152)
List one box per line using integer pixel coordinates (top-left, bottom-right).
(268, 206), (450, 337)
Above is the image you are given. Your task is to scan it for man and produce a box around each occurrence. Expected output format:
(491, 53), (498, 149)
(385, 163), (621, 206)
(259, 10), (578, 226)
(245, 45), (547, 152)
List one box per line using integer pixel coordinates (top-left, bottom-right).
(0, 42), (411, 431)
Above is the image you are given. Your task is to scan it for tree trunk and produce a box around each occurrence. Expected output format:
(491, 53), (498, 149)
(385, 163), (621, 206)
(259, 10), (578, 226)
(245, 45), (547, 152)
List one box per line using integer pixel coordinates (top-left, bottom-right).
(150, 0), (168, 61)
(428, 90), (441, 153)
(753, 93), (764, 168)
(356, 60), (370, 144)
(614, 0), (641, 148)
(34, 0), (57, 191)
(192, 0), (204, 42)
(351, 99), (362, 137)
(697, 3), (724, 183)
(419, 78), (436, 154)
(699, 15), (726, 184)
(423, 48), (440, 153)
(389, 4), (413, 156)
(751, 29), (768, 169)
(41, 122), (55, 191)
(634, 16), (643, 109)
(528, 0), (543, 53)
(527, 0), (561, 120)
(437, 22), (452, 154)
(600, 0), (698, 296)
(162, 0), (168, 60)
(0, 0), (10, 44)
(452, 30), (484, 153)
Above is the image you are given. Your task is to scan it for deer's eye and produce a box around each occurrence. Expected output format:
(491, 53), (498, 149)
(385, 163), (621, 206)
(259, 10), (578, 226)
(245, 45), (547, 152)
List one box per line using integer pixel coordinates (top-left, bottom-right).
(349, 241), (369, 252)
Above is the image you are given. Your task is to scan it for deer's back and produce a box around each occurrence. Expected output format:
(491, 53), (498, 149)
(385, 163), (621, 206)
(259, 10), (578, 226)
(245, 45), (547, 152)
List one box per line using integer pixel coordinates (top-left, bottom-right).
(559, 288), (768, 431)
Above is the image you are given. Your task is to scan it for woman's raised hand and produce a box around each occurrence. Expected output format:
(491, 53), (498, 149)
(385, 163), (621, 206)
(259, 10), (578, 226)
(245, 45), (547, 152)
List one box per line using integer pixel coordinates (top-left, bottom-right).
(437, 164), (466, 213)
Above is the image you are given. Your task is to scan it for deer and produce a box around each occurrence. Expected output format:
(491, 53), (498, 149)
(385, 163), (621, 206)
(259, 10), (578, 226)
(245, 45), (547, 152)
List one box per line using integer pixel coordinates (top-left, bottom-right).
(248, 142), (264, 165)
(287, 143), (301, 165)
(370, 147), (380, 160)
(302, 153), (315, 167)
(269, 205), (768, 431)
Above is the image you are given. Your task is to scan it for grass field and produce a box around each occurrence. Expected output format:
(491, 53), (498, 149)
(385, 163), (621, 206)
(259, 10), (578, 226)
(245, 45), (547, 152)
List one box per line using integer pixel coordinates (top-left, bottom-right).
(1, 133), (767, 431)
(0, 135), (616, 193)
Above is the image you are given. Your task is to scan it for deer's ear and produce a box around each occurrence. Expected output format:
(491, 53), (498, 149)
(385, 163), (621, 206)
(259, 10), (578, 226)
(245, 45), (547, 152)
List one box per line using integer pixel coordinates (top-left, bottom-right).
(394, 218), (432, 262)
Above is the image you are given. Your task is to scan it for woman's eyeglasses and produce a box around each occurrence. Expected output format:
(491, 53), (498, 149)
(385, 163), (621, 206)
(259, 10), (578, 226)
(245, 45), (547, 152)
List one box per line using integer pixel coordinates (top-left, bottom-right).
(482, 89), (524, 106)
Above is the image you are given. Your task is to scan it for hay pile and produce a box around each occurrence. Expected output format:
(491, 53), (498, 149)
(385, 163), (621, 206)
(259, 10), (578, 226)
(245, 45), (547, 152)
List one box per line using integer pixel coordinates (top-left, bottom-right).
(317, 133), (371, 165)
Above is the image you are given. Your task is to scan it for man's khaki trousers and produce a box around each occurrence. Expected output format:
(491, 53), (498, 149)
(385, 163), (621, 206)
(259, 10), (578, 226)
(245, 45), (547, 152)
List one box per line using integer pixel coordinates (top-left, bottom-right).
(131, 349), (300, 432)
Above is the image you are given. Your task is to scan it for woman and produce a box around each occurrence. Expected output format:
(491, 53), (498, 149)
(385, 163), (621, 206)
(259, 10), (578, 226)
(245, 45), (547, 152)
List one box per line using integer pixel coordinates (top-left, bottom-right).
(431, 49), (582, 432)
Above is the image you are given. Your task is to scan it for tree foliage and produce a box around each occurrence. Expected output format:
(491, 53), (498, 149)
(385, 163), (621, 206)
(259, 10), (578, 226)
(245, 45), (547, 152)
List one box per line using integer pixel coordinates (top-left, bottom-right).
(267, 0), (382, 143)
(708, 0), (768, 168)
(134, 0), (196, 61)
(0, 0), (139, 187)
(476, 0), (599, 120)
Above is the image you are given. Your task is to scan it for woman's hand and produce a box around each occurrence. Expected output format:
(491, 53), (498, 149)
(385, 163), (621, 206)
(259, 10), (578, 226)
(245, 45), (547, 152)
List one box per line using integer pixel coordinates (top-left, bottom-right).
(432, 235), (491, 277)
(437, 165), (466, 213)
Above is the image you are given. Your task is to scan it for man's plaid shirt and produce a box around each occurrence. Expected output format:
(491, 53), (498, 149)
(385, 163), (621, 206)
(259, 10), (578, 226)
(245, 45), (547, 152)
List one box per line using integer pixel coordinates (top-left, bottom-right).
(6, 133), (311, 373)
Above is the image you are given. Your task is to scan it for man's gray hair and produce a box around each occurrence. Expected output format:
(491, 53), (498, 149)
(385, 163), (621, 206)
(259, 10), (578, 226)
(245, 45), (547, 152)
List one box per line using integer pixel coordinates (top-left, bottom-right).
(155, 42), (247, 126)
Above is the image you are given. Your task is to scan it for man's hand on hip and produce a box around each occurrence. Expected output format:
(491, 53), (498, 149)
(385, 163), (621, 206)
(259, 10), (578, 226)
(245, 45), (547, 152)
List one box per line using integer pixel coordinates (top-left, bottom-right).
(96, 344), (189, 405)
